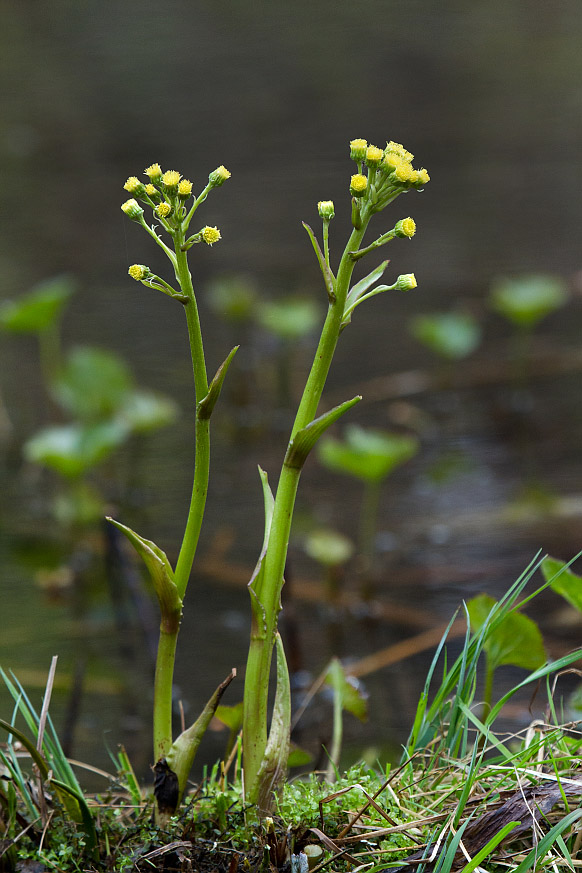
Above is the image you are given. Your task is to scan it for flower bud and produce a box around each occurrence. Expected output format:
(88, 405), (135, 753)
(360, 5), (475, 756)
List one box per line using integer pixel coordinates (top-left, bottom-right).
(201, 226), (221, 245)
(162, 170), (181, 193)
(156, 202), (172, 219)
(349, 139), (368, 162)
(410, 167), (430, 187)
(395, 273), (417, 291)
(350, 174), (368, 198)
(317, 200), (335, 220)
(145, 183), (162, 202)
(208, 165), (231, 187)
(121, 199), (144, 221)
(145, 163), (163, 183)
(365, 145), (383, 168)
(178, 179), (193, 199)
(394, 217), (416, 238)
(128, 264), (151, 281)
(124, 176), (146, 197)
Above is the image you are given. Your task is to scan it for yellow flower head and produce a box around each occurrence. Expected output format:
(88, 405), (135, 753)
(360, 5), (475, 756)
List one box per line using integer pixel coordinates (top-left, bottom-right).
(396, 273), (417, 291)
(395, 217), (416, 238)
(349, 139), (368, 162)
(208, 165), (231, 187)
(156, 202), (172, 219)
(365, 145), (383, 168)
(121, 199), (144, 221)
(145, 163), (163, 183)
(393, 162), (413, 184)
(178, 179), (193, 197)
(350, 173), (368, 197)
(128, 264), (150, 281)
(412, 167), (430, 187)
(385, 141), (414, 162)
(317, 200), (335, 220)
(201, 226), (221, 245)
(145, 184), (157, 196)
(124, 176), (144, 195)
(162, 170), (181, 191)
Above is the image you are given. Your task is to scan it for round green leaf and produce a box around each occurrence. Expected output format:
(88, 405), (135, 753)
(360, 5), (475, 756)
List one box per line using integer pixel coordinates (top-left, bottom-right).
(409, 312), (481, 360)
(119, 389), (179, 433)
(318, 425), (418, 483)
(256, 298), (321, 340)
(304, 528), (354, 567)
(541, 557), (582, 614)
(0, 275), (76, 333)
(52, 346), (134, 421)
(24, 420), (129, 478)
(468, 593), (546, 673)
(489, 275), (568, 329)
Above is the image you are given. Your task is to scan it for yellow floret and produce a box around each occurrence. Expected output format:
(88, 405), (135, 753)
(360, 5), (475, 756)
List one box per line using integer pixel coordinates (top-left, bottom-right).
(128, 264), (150, 281)
(209, 165), (231, 187)
(201, 226), (221, 245)
(124, 176), (142, 193)
(178, 179), (193, 197)
(162, 170), (181, 189)
(156, 202), (172, 218)
(349, 139), (368, 162)
(365, 146), (383, 167)
(145, 163), (163, 182)
(145, 184), (157, 195)
(350, 173), (368, 196)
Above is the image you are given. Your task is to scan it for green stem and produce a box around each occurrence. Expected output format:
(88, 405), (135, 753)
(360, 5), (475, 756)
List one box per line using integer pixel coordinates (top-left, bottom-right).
(172, 237), (210, 600)
(243, 214), (371, 800)
(152, 229), (211, 761)
(358, 478), (381, 576)
(153, 625), (180, 759)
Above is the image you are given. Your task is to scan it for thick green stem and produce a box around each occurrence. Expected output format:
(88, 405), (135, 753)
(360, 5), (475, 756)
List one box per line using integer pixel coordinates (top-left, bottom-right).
(153, 624), (180, 759)
(243, 216), (371, 800)
(172, 238), (210, 599)
(152, 230), (211, 762)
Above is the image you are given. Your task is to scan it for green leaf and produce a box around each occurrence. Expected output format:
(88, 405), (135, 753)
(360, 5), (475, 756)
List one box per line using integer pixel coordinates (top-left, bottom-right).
(302, 222), (336, 301)
(166, 669), (236, 806)
(24, 420), (129, 478)
(106, 518), (182, 626)
(342, 261), (389, 327)
(247, 469), (276, 642)
(198, 346), (239, 420)
(0, 275), (75, 333)
(468, 593), (546, 673)
(410, 312), (481, 360)
(205, 275), (258, 322)
(285, 395), (361, 469)
(304, 528), (354, 567)
(541, 556), (582, 613)
(255, 633), (291, 813)
(490, 274), (568, 330)
(52, 345), (134, 421)
(325, 659), (368, 722)
(256, 298), (321, 340)
(318, 424), (419, 483)
(119, 389), (179, 433)
(214, 701), (244, 732)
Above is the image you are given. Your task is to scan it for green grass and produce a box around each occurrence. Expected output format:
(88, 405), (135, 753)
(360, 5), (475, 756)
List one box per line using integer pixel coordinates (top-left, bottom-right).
(2, 558), (582, 871)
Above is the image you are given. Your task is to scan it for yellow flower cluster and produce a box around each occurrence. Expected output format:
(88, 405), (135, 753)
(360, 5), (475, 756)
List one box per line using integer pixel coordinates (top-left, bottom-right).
(121, 162), (231, 234)
(348, 137), (430, 213)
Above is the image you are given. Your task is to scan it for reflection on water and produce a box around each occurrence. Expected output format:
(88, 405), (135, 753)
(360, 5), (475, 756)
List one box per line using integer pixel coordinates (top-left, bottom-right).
(1, 0), (582, 785)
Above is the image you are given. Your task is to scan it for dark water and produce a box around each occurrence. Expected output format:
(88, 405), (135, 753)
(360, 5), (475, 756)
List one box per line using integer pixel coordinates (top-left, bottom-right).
(1, 0), (582, 786)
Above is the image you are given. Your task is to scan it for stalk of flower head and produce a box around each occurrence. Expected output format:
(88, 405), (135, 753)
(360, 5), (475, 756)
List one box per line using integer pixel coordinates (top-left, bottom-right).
(242, 139), (429, 810)
(118, 163), (235, 813)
